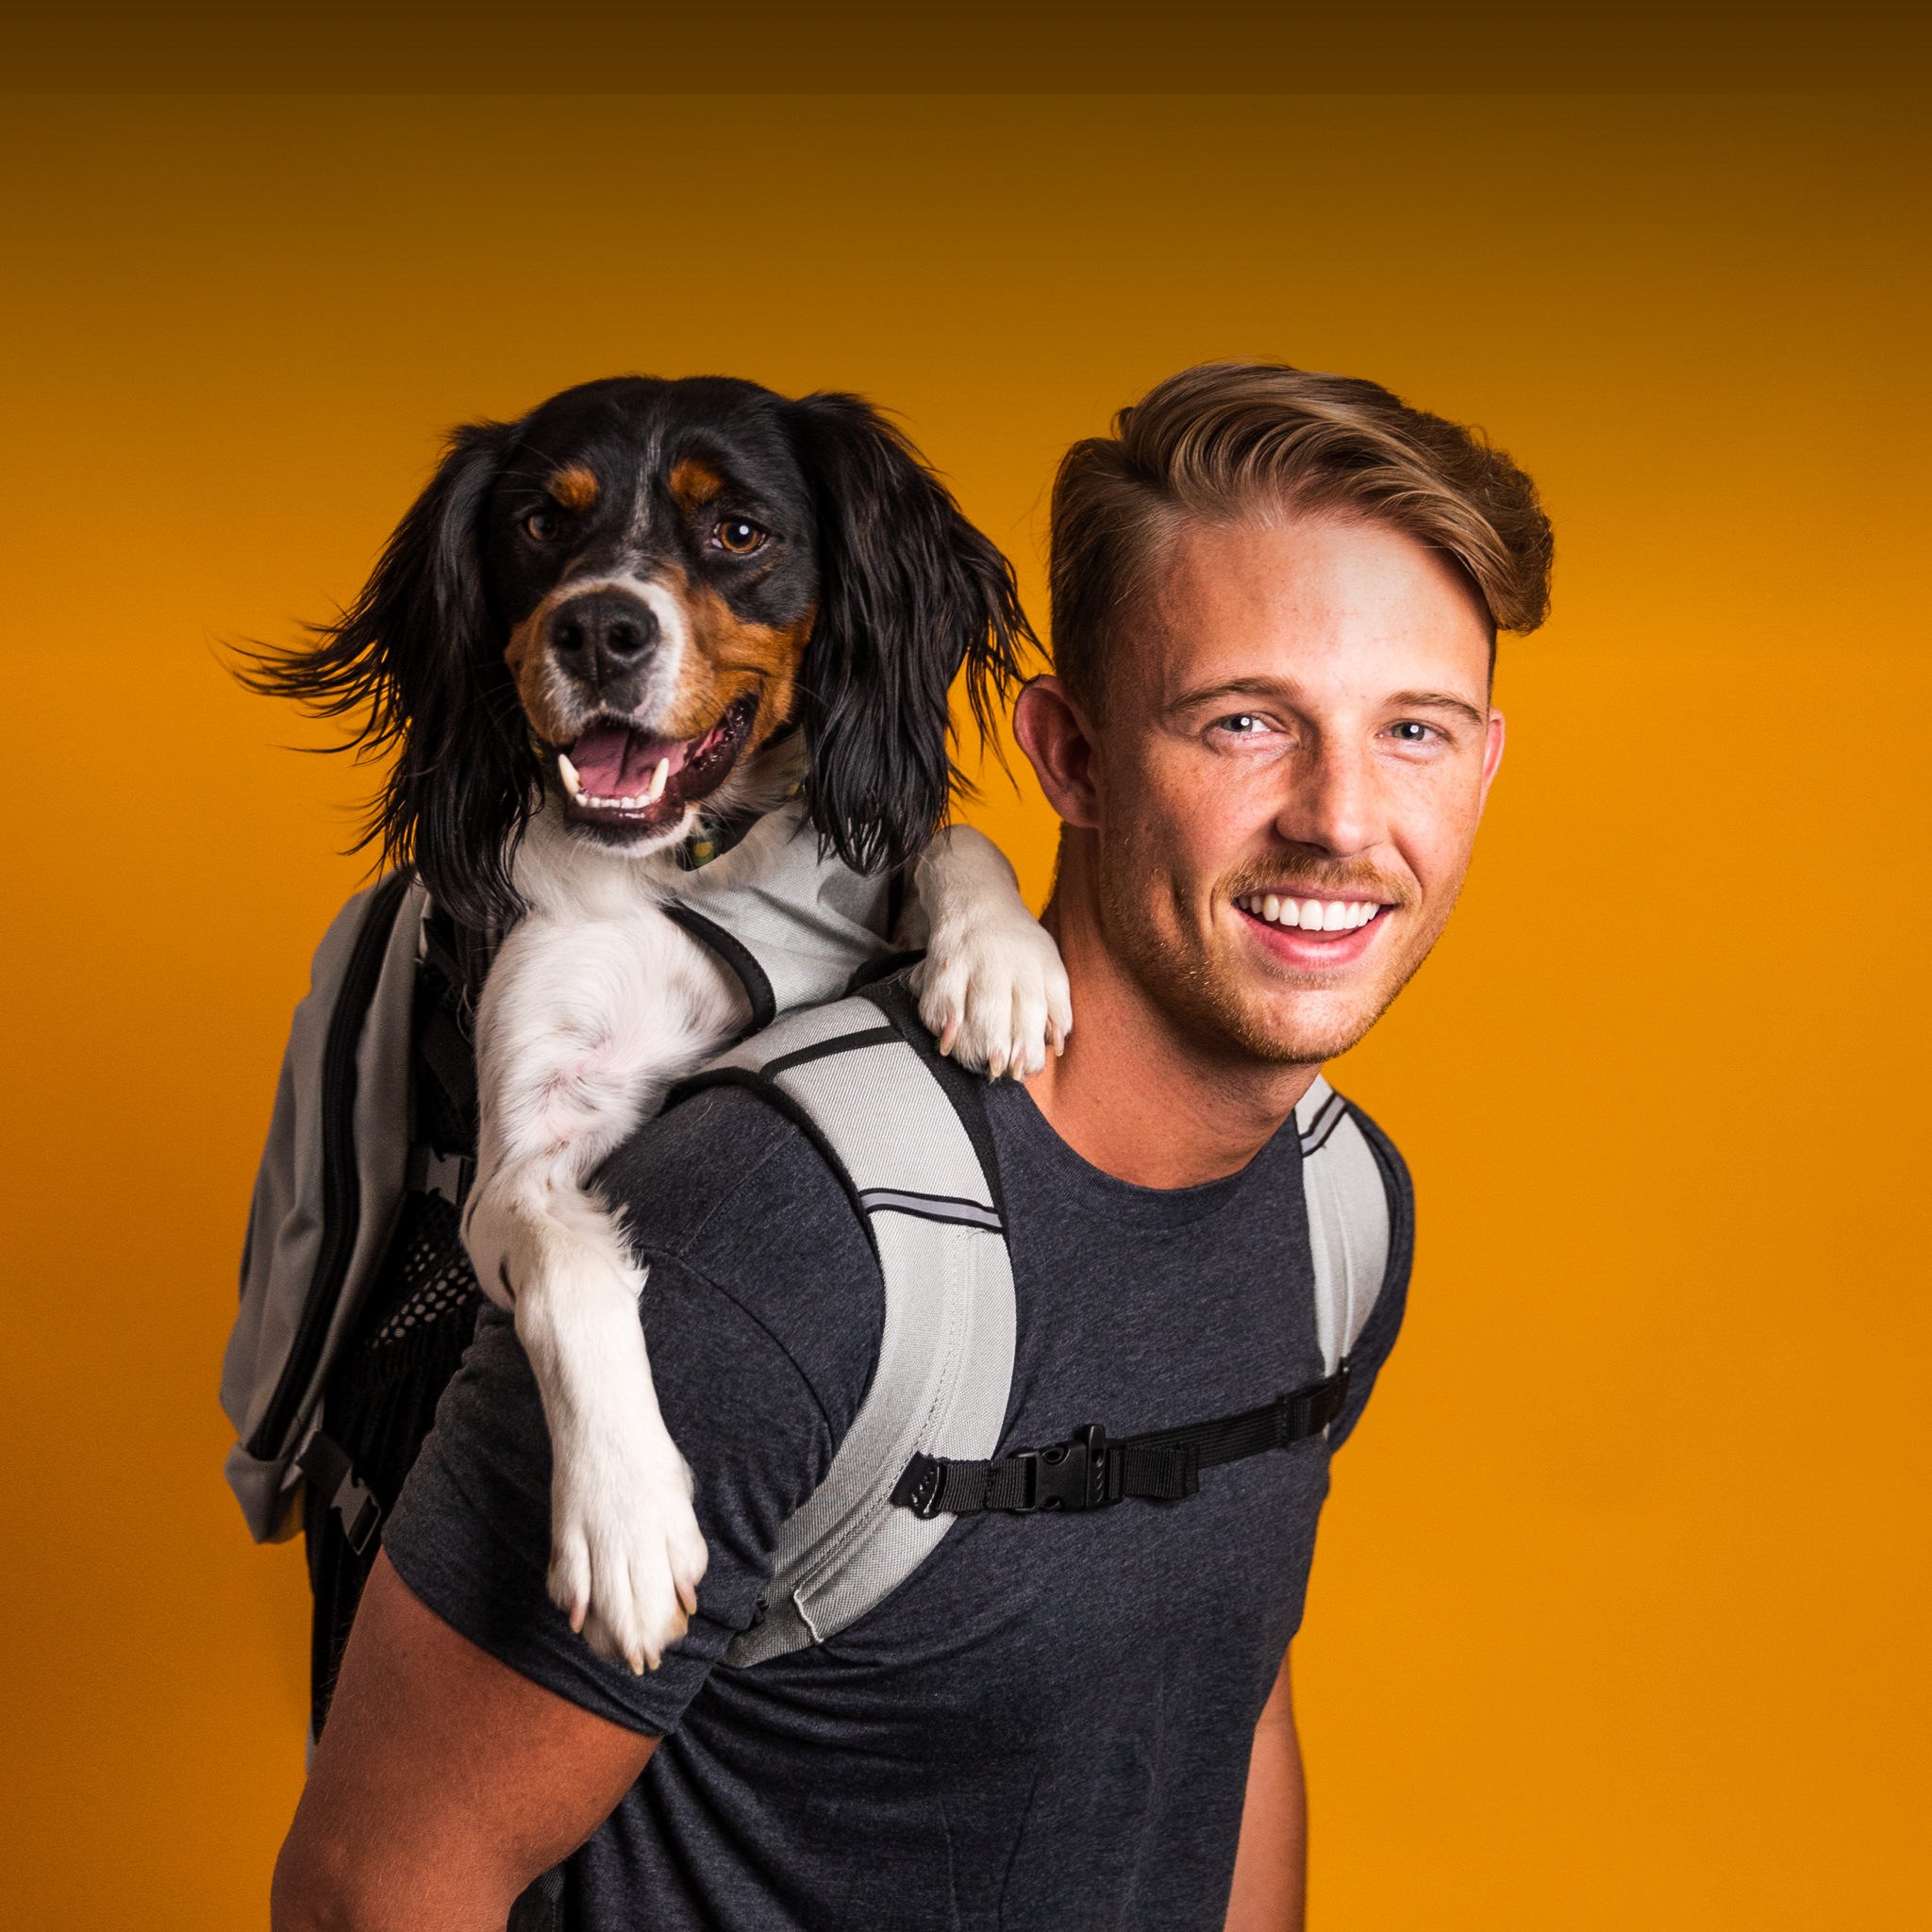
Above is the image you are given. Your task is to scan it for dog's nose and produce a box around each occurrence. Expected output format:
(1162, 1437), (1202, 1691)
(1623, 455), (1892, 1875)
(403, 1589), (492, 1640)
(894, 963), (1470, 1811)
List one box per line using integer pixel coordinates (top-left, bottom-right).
(547, 592), (660, 688)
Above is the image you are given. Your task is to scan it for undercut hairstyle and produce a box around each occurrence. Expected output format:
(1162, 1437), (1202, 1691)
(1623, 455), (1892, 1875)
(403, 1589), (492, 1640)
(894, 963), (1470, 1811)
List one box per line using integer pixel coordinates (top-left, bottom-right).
(1048, 360), (1554, 719)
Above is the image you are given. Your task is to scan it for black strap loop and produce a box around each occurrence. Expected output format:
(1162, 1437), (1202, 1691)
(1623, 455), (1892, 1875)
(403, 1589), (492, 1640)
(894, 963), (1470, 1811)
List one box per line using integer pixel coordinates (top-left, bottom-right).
(892, 1364), (1352, 1521)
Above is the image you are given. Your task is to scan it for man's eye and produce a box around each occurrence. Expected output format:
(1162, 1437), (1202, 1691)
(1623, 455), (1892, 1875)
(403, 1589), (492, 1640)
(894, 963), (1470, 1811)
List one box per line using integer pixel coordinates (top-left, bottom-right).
(714, 518), (767, 555)
(1390, 721), (1432, 743)
(1218, 714), (1268, 736)
(522, 510), (561, 542)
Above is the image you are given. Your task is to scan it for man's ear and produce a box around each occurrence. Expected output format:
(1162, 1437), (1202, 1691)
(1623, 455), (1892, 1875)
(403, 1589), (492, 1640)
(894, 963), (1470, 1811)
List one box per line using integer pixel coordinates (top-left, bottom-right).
(241, 418), (535, 928)
(782, 391), (1035, 875)
(1478, 708), (1507, 812)
(1013, 675), (1101, 830)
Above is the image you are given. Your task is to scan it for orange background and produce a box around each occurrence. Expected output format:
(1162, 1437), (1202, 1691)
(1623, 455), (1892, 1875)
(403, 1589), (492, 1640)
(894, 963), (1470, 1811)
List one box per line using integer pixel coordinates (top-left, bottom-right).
(1, 84), (1925, 1927)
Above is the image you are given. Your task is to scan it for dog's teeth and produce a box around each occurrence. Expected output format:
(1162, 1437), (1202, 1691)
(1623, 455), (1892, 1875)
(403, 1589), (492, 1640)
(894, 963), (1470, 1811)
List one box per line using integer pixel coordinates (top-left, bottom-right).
(558, 753), (582, 797)
(647, 758), (670, 803)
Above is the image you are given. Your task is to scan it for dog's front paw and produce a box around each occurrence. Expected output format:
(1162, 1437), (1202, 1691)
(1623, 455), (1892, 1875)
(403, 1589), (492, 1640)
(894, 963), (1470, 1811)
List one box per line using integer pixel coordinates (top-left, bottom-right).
(547, 1437), (711, 1674)
(913, 916), (1073, 1080)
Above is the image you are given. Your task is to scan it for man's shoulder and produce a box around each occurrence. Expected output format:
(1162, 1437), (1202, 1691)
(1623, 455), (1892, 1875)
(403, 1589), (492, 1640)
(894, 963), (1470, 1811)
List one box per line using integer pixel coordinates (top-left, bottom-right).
(592, 1079), (883, 1376)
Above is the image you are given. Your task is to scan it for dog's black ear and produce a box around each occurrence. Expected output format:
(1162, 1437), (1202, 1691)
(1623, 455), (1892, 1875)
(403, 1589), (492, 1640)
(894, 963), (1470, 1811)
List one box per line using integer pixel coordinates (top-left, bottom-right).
(240, 418), (535, 930)
(782, 393), (1034, 875)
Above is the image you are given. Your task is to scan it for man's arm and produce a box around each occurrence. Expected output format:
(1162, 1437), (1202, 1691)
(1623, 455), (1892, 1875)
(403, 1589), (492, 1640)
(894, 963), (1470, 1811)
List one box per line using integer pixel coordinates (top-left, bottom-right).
(1224, 1649), (1307, 1932)
(272, 1554), (657, 1932)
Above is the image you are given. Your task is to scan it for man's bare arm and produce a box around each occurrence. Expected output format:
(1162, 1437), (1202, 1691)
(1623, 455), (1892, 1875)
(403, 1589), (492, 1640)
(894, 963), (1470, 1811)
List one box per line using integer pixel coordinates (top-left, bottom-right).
(1224, 1648), (1307, 1932)
(272, 1553), (658, 1932)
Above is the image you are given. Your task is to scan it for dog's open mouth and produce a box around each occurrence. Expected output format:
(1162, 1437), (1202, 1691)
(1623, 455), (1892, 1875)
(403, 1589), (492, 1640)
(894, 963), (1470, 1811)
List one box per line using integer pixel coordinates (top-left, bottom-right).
(555, 694), (757, 834)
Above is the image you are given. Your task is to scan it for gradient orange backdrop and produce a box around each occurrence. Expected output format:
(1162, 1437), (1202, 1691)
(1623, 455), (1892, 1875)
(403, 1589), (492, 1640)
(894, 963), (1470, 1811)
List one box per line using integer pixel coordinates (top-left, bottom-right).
(1, 92), (1925, 1928)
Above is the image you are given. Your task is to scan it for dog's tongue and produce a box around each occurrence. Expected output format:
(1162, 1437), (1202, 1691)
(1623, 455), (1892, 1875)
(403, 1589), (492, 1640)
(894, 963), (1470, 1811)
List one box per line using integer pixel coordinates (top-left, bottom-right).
(566, 723), (687, 797)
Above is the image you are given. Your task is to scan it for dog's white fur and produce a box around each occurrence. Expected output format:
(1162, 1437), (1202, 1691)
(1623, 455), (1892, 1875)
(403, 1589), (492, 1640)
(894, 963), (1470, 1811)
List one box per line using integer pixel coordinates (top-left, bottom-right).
(462, 766), (1069, 1671)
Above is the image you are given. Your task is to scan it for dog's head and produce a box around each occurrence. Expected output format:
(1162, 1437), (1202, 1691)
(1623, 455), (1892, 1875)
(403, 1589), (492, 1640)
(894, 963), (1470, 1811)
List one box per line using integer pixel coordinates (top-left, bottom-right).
(257, 375), (1031, 926)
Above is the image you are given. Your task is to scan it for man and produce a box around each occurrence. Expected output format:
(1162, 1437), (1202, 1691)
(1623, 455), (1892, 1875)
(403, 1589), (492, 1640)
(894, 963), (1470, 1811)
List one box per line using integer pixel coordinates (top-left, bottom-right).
(274, 361), (1552, 1931)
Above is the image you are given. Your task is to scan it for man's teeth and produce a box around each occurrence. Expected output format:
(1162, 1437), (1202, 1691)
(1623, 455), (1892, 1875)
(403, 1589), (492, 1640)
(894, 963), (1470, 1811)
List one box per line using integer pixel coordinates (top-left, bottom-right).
(1238, 894), (1382, 931)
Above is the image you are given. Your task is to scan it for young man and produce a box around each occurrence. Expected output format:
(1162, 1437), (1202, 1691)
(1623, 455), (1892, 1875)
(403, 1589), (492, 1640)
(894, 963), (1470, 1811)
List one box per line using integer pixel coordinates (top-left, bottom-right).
(274, 362), (1552, 1932)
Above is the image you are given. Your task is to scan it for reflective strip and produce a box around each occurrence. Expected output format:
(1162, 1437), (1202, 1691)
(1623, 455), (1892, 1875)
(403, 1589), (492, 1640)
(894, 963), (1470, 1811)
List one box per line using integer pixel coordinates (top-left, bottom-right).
(858, 1188), (1004, 1232)
(1298, 1086), (1349, 1156)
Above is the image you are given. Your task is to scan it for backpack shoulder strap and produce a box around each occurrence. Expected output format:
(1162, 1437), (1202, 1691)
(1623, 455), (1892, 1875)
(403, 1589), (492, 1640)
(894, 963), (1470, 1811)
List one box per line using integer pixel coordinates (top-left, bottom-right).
(675, 992), (1016, 1668)
(1294, 1075), (1395, 1375)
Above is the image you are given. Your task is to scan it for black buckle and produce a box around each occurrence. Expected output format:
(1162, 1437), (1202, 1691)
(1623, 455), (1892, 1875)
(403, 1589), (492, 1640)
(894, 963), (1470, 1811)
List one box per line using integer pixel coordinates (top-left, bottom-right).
(1013, 1424), (1113, 1513)
(407, 1143), (475, 1209)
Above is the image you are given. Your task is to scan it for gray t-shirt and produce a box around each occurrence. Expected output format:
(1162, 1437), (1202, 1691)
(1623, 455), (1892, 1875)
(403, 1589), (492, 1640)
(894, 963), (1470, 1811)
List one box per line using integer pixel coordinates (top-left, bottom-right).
(385, 996), (1412, 1931)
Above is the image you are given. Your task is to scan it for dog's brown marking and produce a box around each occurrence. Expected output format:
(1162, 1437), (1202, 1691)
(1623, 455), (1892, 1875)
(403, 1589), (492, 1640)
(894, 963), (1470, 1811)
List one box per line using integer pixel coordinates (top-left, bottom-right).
(549, 465), (599, 513)
(504, 603), (578, 749)
(669, 458), (724, 508)
(651, 583), (816, 751)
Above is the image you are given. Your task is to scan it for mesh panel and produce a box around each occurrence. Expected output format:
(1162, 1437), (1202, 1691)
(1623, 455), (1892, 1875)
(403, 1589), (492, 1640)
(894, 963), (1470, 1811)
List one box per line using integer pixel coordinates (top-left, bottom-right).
(366, 1192), (483, 1350)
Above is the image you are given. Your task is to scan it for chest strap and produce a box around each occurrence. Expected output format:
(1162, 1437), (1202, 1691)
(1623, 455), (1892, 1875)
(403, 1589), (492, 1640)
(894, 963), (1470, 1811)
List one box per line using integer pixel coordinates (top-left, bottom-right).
(891, 1363), (1352, 1519)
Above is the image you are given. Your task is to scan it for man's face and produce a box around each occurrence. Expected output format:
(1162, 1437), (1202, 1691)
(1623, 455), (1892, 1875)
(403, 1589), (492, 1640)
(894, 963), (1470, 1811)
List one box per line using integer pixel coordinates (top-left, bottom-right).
(1082, 511), (1505, 1066)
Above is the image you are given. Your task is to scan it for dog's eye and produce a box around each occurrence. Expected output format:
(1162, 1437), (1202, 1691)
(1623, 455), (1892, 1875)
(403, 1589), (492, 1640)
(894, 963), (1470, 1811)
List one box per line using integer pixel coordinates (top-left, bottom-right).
(714, 518), (767, 555)
(523, 510), (562, 543)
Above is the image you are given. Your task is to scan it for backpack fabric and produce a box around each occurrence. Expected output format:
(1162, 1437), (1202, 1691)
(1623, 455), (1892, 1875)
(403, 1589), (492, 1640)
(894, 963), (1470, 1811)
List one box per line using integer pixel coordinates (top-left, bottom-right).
(222, 873), (426, 1544)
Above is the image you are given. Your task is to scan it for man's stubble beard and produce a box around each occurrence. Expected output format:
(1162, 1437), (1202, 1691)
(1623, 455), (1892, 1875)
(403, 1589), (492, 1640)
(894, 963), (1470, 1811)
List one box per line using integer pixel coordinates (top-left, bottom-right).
(1094, 837), (1451, 1070)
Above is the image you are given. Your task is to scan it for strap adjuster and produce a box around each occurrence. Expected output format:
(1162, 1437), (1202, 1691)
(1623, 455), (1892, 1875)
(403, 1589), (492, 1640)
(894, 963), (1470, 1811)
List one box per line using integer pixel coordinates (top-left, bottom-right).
(407, 1143), (475, 1209)
(295, 1431), (384, 1557)
(893, 1452), (948, 1519)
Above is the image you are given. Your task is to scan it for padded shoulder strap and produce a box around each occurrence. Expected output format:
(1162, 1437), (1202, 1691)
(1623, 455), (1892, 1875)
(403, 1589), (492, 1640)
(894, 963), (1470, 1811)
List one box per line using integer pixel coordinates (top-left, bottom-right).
(1294, 1076), (1393, 1375)
(688, 997), (1017, 1668)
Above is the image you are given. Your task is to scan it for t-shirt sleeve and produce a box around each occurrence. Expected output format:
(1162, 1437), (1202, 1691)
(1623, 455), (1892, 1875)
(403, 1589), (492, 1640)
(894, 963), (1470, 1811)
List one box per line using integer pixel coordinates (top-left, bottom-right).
(382, 1251), (853, 1738)
(1324, 1103), (1414, 1453)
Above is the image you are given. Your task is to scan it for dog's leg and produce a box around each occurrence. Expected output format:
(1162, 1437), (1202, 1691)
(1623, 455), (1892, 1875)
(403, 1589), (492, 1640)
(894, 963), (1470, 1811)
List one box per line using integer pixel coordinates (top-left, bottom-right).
(908, 826), (1072, 1078)
(464, 908), (745, 1671)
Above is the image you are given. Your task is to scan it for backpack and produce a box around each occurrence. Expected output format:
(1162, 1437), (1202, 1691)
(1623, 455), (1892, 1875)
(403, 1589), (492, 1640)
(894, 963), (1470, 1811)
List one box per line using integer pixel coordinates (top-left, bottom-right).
(223, 843), (1403, 1679)
(220, 801), (902, 1552)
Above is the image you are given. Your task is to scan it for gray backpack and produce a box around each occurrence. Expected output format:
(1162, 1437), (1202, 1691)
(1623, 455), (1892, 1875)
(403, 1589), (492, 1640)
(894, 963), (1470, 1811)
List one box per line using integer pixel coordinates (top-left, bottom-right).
(221, 802), (908, 1545)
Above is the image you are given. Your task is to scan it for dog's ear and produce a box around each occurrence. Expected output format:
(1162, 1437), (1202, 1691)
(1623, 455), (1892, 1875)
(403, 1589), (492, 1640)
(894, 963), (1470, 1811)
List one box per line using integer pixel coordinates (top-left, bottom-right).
(241, 418), (534, 930)
(782, 393), (1035, 875)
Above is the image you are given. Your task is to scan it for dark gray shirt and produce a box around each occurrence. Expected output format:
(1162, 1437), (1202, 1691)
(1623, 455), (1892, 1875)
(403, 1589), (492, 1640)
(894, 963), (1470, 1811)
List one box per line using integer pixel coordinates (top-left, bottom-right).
(386, 1024), (1411, 1932)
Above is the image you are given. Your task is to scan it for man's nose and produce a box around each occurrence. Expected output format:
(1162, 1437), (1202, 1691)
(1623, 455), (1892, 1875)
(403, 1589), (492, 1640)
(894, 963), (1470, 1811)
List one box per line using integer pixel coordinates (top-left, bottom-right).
(546, 591), (661, 694)
(1274, 738), (1376, 857)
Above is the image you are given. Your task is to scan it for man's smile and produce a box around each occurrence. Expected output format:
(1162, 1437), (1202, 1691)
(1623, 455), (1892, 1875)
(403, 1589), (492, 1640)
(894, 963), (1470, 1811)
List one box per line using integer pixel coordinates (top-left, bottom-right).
(1232, 891), (1392, 969)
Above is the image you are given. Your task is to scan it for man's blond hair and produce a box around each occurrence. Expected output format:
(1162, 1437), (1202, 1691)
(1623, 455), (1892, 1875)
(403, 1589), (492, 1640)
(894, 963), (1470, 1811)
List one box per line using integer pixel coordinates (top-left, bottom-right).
(1049, 361), (1554, 717)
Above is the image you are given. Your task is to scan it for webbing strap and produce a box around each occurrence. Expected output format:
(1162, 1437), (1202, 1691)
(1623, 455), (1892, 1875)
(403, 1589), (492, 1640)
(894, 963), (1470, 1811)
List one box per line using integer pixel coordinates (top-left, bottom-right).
(891, 1364), (1352, 1519)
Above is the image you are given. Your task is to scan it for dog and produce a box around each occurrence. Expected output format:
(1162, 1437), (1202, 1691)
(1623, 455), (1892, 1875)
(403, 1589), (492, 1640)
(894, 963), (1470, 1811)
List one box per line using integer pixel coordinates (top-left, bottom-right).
(255, 375), (1071, 1673)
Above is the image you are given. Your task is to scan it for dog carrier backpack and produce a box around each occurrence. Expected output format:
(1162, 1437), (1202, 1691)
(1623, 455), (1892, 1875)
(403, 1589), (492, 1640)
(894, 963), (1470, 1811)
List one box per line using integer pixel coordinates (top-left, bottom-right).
(221, 799), (906, 1551)
(673, 990), (1398, 1669)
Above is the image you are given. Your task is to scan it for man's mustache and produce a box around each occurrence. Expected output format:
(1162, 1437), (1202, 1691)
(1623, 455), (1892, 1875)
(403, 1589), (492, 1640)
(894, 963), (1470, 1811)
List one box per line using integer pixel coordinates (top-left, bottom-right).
(1220, 857), (1415, 909)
